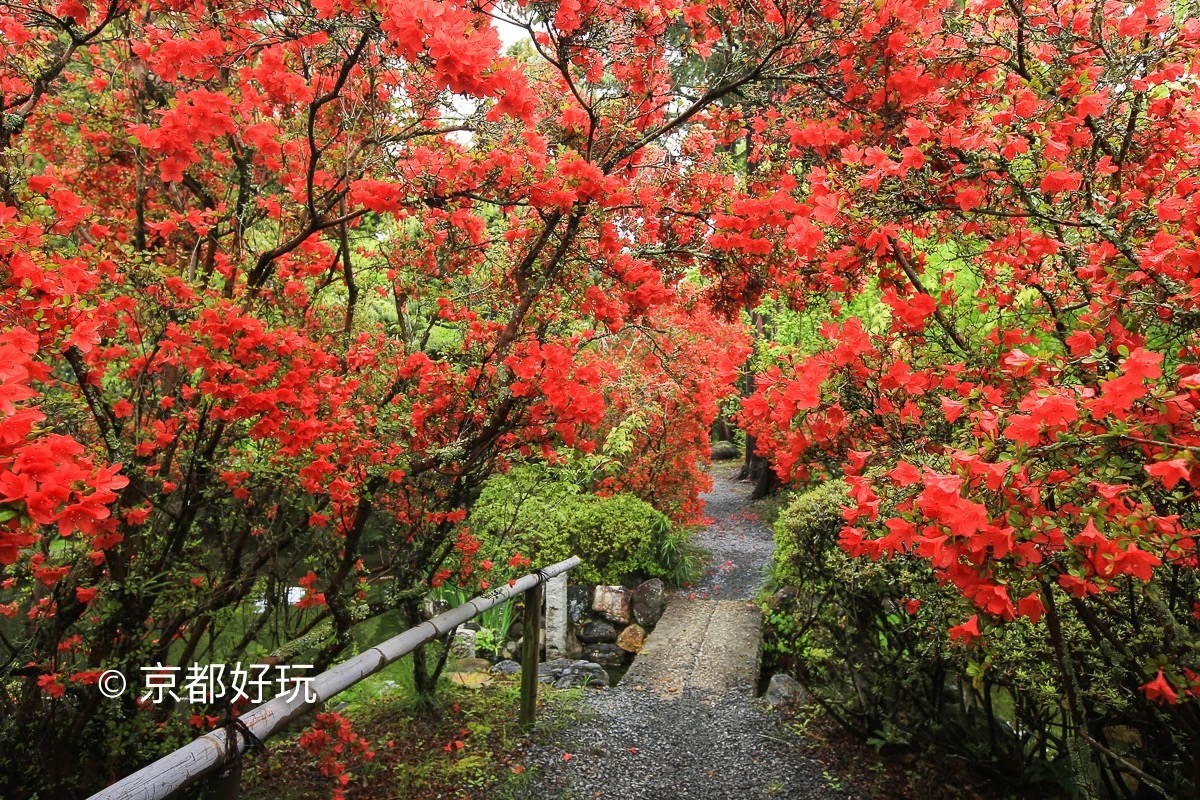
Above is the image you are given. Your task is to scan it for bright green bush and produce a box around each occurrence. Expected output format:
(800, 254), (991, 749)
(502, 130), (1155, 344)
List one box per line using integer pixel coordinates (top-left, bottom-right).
(467, 465), (675, 585)
(770, 478), (848, 588)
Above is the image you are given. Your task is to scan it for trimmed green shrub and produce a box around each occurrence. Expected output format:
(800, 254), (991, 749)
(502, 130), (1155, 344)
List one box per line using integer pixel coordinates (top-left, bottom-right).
(467, 465), (675, 585)
(770, 478), (848, 589)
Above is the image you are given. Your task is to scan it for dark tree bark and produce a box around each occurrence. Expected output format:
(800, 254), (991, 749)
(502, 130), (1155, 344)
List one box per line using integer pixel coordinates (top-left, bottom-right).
(750, 460), (778, 500)
(736, 369), (758, 480)
(735, 311), (781, 498)
(402, 598), (452, 715)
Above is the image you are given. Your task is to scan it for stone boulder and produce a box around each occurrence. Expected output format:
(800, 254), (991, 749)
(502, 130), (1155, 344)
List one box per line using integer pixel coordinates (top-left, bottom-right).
(593, 585), (632, 624)
(765, 673), (810, 708)
(566, 626), (584, 659)
(490, 659), (521, 675)
(567, 584), (591, 622)
(578, 620), (618, 643)
(537, 658), (610, 689)
(616, 623), (647, 653)
(632, 578), (667, 626)
(449, 629), (476, 659)
(765, 586), (800, 611)
(711, 440), (740, 460)
(583, 642), (626, 666)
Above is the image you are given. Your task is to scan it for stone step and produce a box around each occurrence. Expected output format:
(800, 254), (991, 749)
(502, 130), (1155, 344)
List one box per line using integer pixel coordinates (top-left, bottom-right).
(620, 598), (762, 699)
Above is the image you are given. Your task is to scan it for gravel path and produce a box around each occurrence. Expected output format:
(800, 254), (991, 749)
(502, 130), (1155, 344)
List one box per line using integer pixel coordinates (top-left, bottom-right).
(689, 468), (777, 600)
(512, 470), (847, 800)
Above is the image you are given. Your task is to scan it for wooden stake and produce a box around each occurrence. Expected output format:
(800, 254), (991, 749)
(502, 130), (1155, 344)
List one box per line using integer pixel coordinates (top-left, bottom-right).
(520, 582), (543, 727)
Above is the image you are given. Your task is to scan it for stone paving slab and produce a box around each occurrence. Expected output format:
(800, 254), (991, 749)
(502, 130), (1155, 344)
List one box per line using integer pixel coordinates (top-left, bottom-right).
(622, 598), (762, 699)
(690, 600), (762, 696)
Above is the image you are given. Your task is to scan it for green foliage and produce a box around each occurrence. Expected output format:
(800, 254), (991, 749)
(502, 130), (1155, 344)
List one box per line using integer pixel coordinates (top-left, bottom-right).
(566, 494), (673, 583)
(427, 584), (518, 657)
(474, 627), (500, 656)
(240, 668), (584, 800)
(657, 525), (707, 586)
(468, 465), (679, 584)
(752, 282), (889, 370)
(769, 479), (848, 589)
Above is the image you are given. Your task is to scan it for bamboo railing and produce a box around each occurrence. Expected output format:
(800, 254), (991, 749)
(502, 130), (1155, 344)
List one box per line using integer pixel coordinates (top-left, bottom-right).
(87, 556), (581, 800)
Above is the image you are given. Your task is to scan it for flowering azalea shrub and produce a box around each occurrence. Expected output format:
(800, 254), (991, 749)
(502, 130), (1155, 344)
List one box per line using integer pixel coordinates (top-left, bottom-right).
(5, 0), (1197, 795)
(587, 293), (752, 523)
(764, 483), (1020, 778)
(0, 0), (760, 795)
(298, 712), (376, 800)
(766, 478), (1193, 794)
(0, 329), (128, 572)
(731, 0), (1200, 792)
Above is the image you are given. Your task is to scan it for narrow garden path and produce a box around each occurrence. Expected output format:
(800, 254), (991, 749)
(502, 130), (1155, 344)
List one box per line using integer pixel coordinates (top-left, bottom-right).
(514, 471), (848, 800)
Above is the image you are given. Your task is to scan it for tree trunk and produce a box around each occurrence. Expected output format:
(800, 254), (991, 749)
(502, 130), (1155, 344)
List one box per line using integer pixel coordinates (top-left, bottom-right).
(736, 370), (758, 480)
(750, 460), (777, 500)
(403, 598), (451, 714)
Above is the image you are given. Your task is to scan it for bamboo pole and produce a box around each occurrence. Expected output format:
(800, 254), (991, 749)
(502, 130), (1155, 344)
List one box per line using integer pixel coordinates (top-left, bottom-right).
(88, 556), (580, 800)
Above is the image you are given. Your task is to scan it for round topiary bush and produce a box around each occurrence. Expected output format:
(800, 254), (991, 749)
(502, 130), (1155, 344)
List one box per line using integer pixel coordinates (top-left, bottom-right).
(467, 465), (674, 585)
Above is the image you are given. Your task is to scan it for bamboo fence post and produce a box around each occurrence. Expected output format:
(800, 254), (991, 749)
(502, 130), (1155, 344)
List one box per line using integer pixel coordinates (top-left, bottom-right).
(519, 582), (544, 727)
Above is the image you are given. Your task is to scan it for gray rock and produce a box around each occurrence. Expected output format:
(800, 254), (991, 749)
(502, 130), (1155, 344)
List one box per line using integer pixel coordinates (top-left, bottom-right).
(766, 586), (800, 610)
(593, 585), (632, 624)
(449, 629), (476, 659)
(537, 658), (609, 689)
(711, 440), (740, 460)
(632, 578), (667, 626)
(765, 673), (809, 708)
(578, 620), (619, 643)
(490, 659), (521, 675)
(567, 584), (591, 622)
(536, 658), (573, 678)
(566, 626), (584, 659)
(583, 642), (626, 667)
